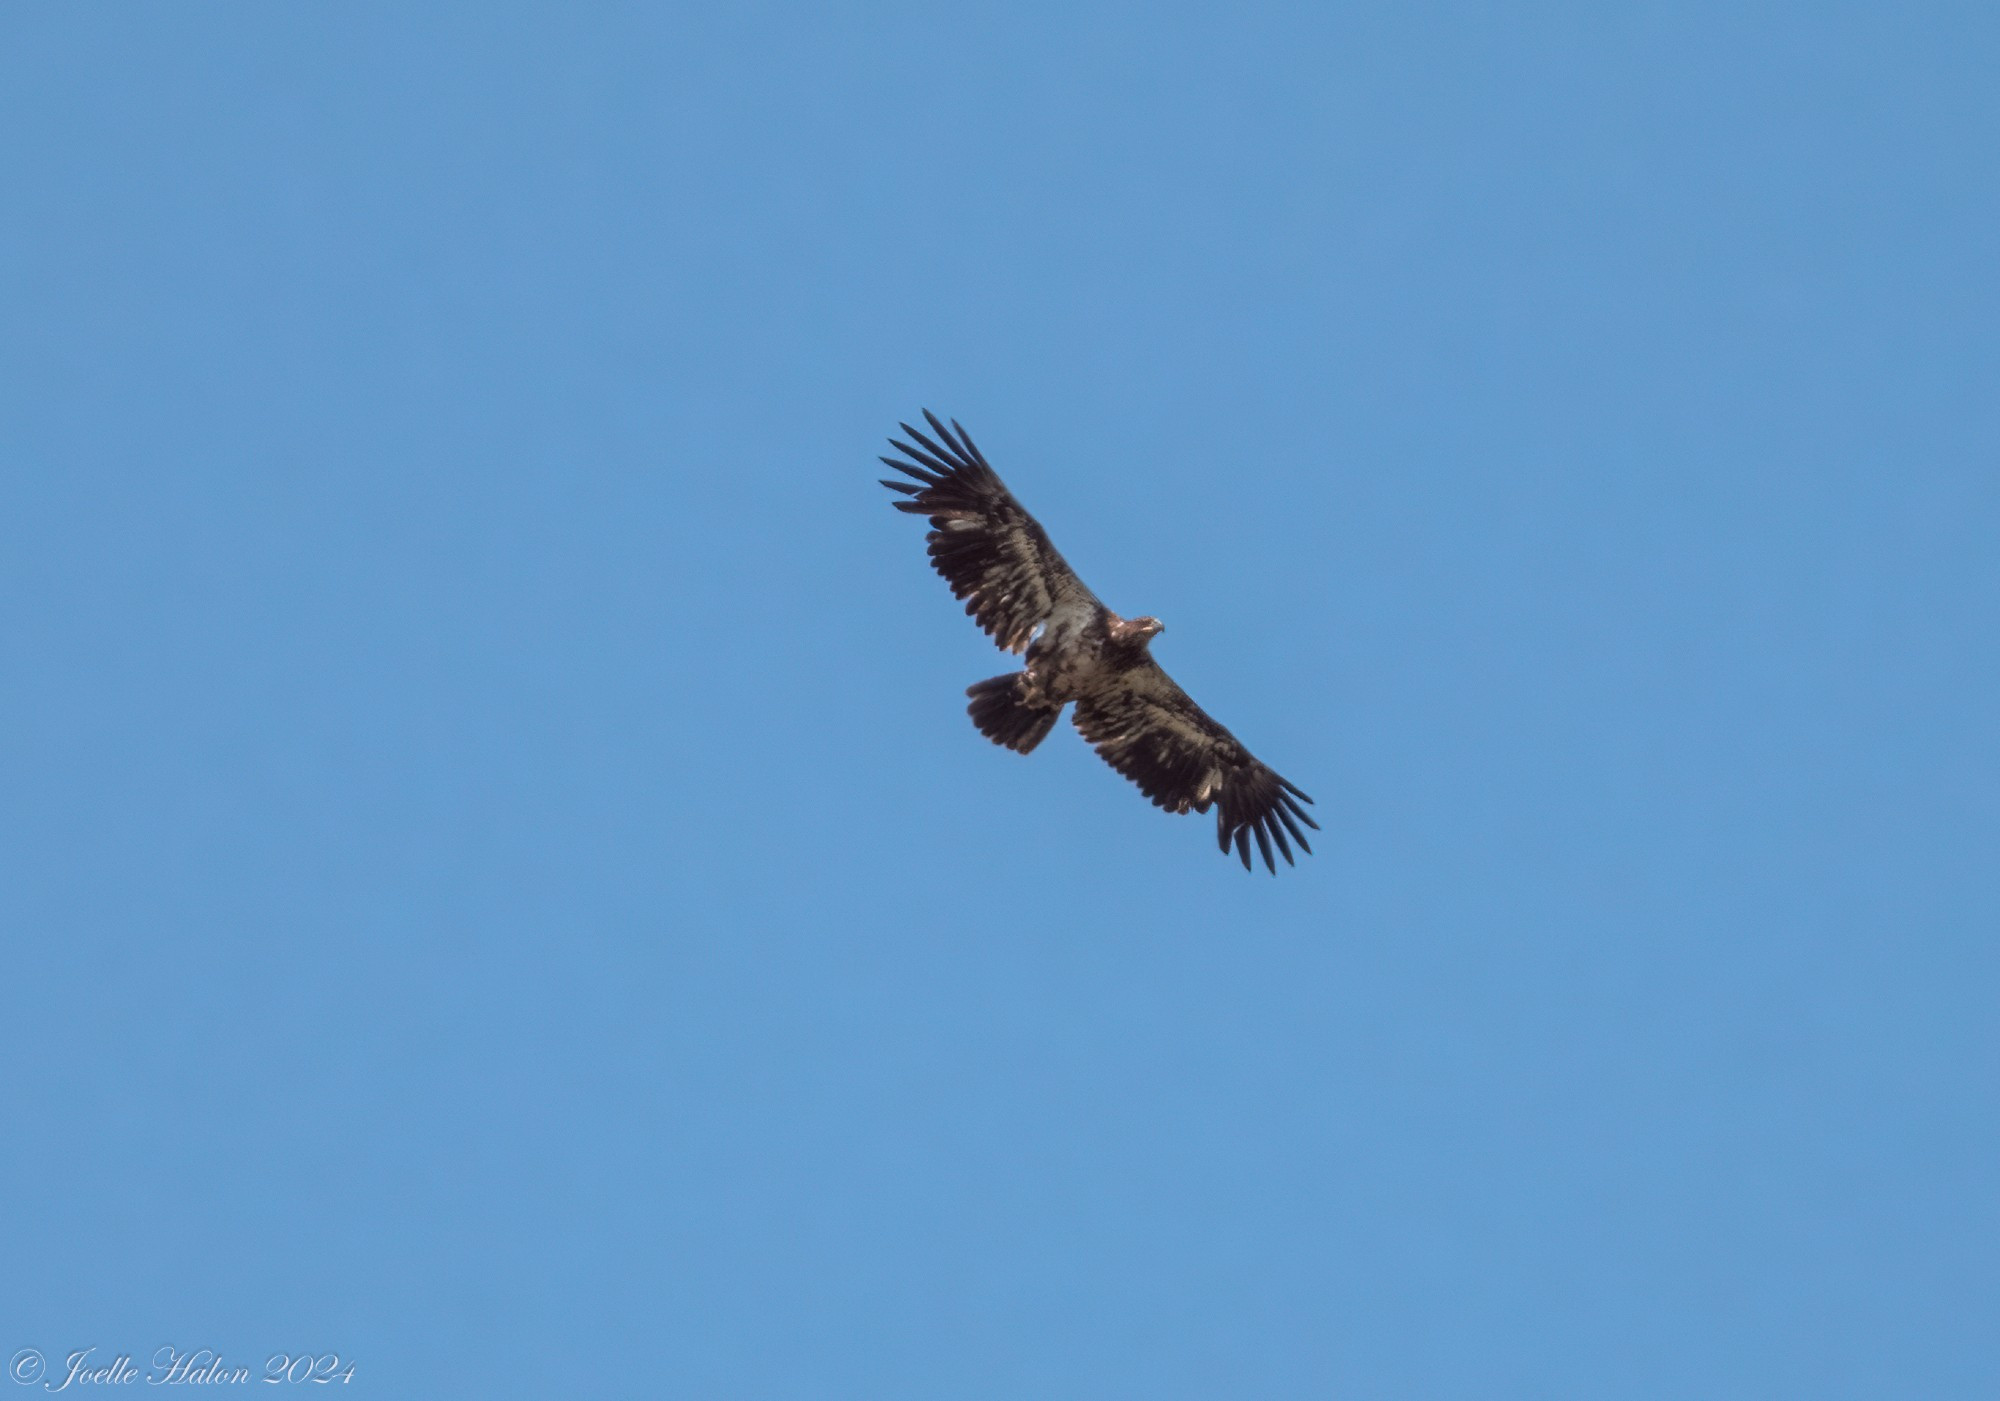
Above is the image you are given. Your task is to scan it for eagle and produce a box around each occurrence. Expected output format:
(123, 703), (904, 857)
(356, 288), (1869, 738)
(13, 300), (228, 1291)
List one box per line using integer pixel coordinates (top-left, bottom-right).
(881, 411), (1318, 873)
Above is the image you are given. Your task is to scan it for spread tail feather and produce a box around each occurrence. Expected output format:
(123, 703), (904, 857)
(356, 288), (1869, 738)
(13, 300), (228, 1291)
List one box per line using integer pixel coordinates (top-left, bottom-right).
(966, 673), (1062, 755)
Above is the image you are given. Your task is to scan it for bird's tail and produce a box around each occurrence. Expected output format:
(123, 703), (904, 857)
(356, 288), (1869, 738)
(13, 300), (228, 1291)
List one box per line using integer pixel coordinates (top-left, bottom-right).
(966, 673), (1062, 755)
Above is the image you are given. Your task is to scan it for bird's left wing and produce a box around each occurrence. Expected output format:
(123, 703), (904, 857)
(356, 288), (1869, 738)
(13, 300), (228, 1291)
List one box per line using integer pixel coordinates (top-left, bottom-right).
(880, 411), (1100, 652)
(1073, 660), (1318, 874)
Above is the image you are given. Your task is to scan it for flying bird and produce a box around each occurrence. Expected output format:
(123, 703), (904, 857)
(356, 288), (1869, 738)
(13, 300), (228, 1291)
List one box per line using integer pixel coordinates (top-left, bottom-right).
(880, 411), (1317, 873)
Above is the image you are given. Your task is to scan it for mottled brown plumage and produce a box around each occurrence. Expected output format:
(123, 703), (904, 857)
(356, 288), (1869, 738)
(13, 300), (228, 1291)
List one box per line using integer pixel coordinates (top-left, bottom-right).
(881, 411), (1317, 873)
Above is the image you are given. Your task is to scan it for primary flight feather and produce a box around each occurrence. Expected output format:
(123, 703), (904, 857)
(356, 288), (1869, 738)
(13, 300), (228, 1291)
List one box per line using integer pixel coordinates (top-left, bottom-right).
(881, 411), (1317, 873)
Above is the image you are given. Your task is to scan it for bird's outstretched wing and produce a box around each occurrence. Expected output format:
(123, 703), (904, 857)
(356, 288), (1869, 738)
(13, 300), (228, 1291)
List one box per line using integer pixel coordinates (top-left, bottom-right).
(880, 411), (1100, 652)
(1073, 660), (1318, 874)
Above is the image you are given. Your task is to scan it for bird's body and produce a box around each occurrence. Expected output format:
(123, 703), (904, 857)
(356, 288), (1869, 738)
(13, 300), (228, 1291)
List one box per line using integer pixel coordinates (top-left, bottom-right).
(881, 411), (1317, 873)
(1024, 609), (1150, 709)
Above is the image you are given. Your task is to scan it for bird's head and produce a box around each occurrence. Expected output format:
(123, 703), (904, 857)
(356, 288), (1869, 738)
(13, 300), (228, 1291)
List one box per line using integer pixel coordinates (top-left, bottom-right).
(1112, 614), (1165, 646)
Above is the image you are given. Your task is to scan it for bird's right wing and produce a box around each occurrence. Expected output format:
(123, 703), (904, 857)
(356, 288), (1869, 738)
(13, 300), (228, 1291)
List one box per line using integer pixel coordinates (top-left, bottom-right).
(880, 412), (1100, 653)
(1073, 658), (1318, 874)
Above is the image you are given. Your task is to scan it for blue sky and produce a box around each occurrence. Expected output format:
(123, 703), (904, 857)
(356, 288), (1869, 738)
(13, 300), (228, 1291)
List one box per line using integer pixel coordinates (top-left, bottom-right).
(3, 4), (1995, 1397)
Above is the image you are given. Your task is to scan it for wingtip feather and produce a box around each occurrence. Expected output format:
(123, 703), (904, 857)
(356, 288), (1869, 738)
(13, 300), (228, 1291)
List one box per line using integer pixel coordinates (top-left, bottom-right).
(1252, 822), (1275, 874)
(951, 418), (991, 468)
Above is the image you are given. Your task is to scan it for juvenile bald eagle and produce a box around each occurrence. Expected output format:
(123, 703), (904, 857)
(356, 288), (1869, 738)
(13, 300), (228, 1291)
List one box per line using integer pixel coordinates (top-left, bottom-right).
(881, 411), (1317, 873)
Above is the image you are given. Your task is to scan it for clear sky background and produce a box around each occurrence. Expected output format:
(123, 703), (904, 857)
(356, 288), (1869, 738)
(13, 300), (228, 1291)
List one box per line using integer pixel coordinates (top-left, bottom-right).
(3, 4), (1995, 1397)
